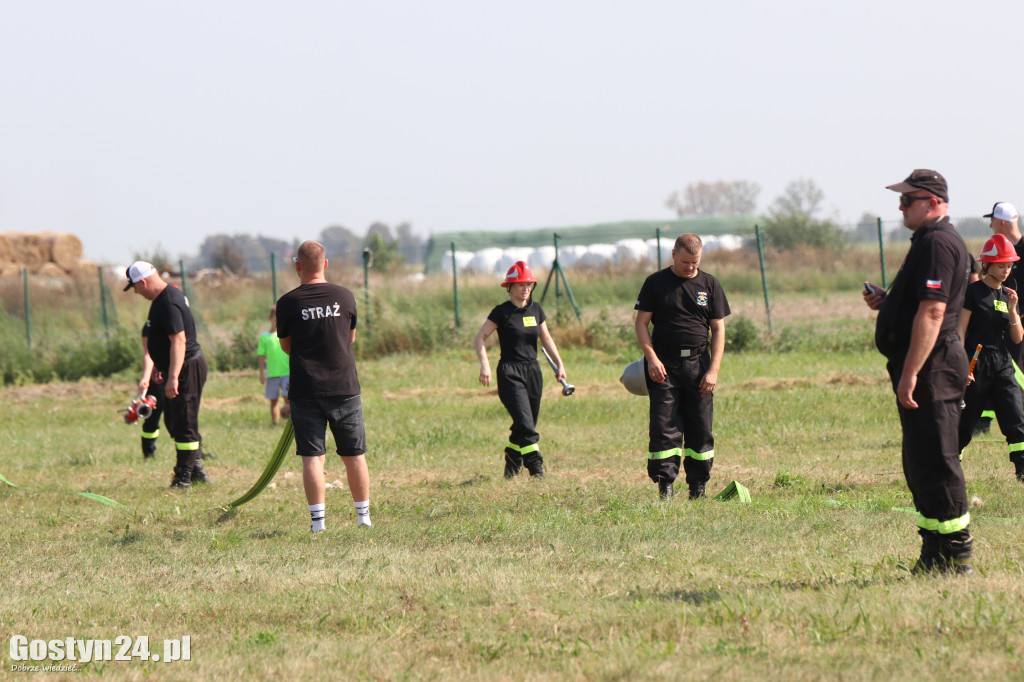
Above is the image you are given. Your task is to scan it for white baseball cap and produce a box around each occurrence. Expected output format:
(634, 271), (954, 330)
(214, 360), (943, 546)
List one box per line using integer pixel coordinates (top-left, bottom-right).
(983, 202), (1018, 221)
(123, 261), (157, 291)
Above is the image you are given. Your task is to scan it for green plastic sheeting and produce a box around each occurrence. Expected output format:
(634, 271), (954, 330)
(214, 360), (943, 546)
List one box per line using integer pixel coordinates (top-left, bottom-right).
(714, 480), (751, 503)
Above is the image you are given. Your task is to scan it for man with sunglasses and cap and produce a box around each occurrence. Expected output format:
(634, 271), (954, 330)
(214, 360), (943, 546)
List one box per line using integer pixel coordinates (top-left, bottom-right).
(125, 261), (211, 489)
(863, 169), (973, 575)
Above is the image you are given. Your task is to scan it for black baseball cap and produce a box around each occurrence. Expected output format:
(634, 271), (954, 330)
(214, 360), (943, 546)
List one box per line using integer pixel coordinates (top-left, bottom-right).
(885, 169), (948, 203)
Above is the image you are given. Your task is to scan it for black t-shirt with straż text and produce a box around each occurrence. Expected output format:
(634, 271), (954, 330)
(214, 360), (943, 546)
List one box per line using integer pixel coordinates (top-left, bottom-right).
(277, 282), (360, 399)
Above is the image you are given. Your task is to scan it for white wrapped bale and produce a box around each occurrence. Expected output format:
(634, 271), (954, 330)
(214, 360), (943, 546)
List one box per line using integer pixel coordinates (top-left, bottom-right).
(495, 247), (535, 276)
(466, 247), (504, 275)
(614, 239), (650, 266)
(528, 245), (556, 270)
(646, 237), (673, 264)
(440, 250), (474, 275)
(578, 243), (616, 268)
(558, 244), (588, 268)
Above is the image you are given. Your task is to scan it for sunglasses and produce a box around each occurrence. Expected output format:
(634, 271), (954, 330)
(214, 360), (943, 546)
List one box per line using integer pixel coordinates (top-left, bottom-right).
(899, 195), (932, 208)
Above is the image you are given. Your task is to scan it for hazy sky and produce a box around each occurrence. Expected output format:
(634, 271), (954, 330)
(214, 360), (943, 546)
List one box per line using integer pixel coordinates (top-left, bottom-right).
(3, 1), (1021, 265)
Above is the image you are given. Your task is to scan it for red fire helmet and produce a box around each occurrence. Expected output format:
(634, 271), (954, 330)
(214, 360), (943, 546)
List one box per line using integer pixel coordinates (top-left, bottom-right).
(979, 233), (1021, 263)
(501, 261), (537, 288)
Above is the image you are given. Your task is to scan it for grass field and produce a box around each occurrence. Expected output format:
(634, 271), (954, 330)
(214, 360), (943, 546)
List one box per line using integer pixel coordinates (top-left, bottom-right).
(3, 334), (1024, 679)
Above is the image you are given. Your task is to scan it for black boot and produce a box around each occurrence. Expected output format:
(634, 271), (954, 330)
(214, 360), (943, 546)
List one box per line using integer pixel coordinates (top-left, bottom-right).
(972, 416), (992, 436)
(190, 459), (211, 485)
(1013, 456), (1024, 482)
(504, 451), (523, 479)
(170, 449), (195, 489)
(911, 529), (942, 575)
(940, 534), (974, 576)
(658, 479), (674, 501)
(523, 451), (544, 478)
(141, 437), (157, 460)
(688, 482), (707, 500)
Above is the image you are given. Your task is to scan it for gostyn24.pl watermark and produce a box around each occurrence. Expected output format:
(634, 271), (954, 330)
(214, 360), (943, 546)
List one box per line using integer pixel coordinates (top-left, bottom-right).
(9, 635), (191, 669)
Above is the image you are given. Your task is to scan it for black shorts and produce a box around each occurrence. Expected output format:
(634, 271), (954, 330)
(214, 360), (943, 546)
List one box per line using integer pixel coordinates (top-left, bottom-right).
(290, 395), (367, 458)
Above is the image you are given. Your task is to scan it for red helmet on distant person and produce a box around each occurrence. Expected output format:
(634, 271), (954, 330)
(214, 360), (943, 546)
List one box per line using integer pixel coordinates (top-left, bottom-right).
(501, 261), (537, 288)
(979, 233), (1021, 263)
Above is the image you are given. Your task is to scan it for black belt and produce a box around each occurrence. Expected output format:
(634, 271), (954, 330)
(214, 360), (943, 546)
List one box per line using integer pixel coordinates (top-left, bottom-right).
(679, 346), (707, 358)
(185, 349), (203, 362)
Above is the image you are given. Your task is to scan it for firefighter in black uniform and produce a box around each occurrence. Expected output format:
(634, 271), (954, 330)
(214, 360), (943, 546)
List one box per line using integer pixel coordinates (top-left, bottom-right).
(865, 169), (972, 575)
(957, 233), (1024, 480)
(634, 233), (730, 501)
(474, 261), (567, 479)
(126, 262), (210, 489)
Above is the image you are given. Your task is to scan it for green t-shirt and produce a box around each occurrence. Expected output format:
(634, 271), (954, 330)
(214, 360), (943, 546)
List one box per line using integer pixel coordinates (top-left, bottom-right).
(257, 331), (289, 378)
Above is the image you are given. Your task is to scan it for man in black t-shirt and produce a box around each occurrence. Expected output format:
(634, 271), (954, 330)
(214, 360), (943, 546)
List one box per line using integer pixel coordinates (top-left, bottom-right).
(634, 233), (730, 501)
(126, 262), (210, 489)
(277, 241), (371, 532)
(865, 169), (972, 575)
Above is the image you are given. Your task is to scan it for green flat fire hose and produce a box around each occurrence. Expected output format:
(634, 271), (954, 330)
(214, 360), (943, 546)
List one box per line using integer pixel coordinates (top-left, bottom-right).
(74, 491), (124, 507)
(0, 473), (19, 488)
(222, 418), (294, 510)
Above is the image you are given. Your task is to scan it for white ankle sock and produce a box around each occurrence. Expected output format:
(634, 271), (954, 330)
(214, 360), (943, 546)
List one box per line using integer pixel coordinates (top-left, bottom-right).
(309, 503), (326, 532)
(355, 500), (371, 527)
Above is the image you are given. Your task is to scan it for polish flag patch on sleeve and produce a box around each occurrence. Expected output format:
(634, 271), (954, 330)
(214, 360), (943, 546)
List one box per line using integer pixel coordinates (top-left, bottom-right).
(925, 279), (942, 289)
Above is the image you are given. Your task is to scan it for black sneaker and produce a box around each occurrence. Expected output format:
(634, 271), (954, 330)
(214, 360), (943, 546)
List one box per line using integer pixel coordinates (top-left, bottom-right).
(688, 483), (706, 500)
(169, 477), (191, 490)
(658, 480), (673, 500)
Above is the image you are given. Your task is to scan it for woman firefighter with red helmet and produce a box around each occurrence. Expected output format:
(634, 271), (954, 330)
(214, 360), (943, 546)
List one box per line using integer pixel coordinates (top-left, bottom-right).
(957, 233), (1024, 482)
(474, 261), (568, 478)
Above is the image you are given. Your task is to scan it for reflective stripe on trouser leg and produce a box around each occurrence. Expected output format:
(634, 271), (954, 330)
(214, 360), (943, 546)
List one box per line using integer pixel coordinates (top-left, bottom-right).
(917, 511), (971, 535)
(647, 448), (681, 485)
(142, 430), (159, 440)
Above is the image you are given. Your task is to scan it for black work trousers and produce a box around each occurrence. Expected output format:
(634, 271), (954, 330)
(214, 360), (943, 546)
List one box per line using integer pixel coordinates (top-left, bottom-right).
(958, 349), (1024, 463)
(645, 352), (714, 487)
(888, 334), (970, 538)
(497, 360), (544, 471)
(164, 354), (207, 475)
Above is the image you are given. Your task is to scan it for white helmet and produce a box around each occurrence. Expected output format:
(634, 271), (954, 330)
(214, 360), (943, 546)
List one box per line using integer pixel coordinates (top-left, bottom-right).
(619, 359), (648, 396)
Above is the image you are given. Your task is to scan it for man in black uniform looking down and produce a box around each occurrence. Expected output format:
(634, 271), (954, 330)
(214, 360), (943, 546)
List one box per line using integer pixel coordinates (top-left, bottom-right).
(864, 169), (973, 574)
(635, 233), (730, 501)
(126, 261), (210, 489)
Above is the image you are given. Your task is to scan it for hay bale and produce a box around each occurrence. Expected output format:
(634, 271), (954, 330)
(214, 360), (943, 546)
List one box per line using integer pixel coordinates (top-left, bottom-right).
(2, 232), (50, 268)
(0, 262), (27, 278)
(0, 234), (13, 263)
(39, 231), (83, 270)
(71, 260), (99, 284)
(35, 262), (67, 278)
